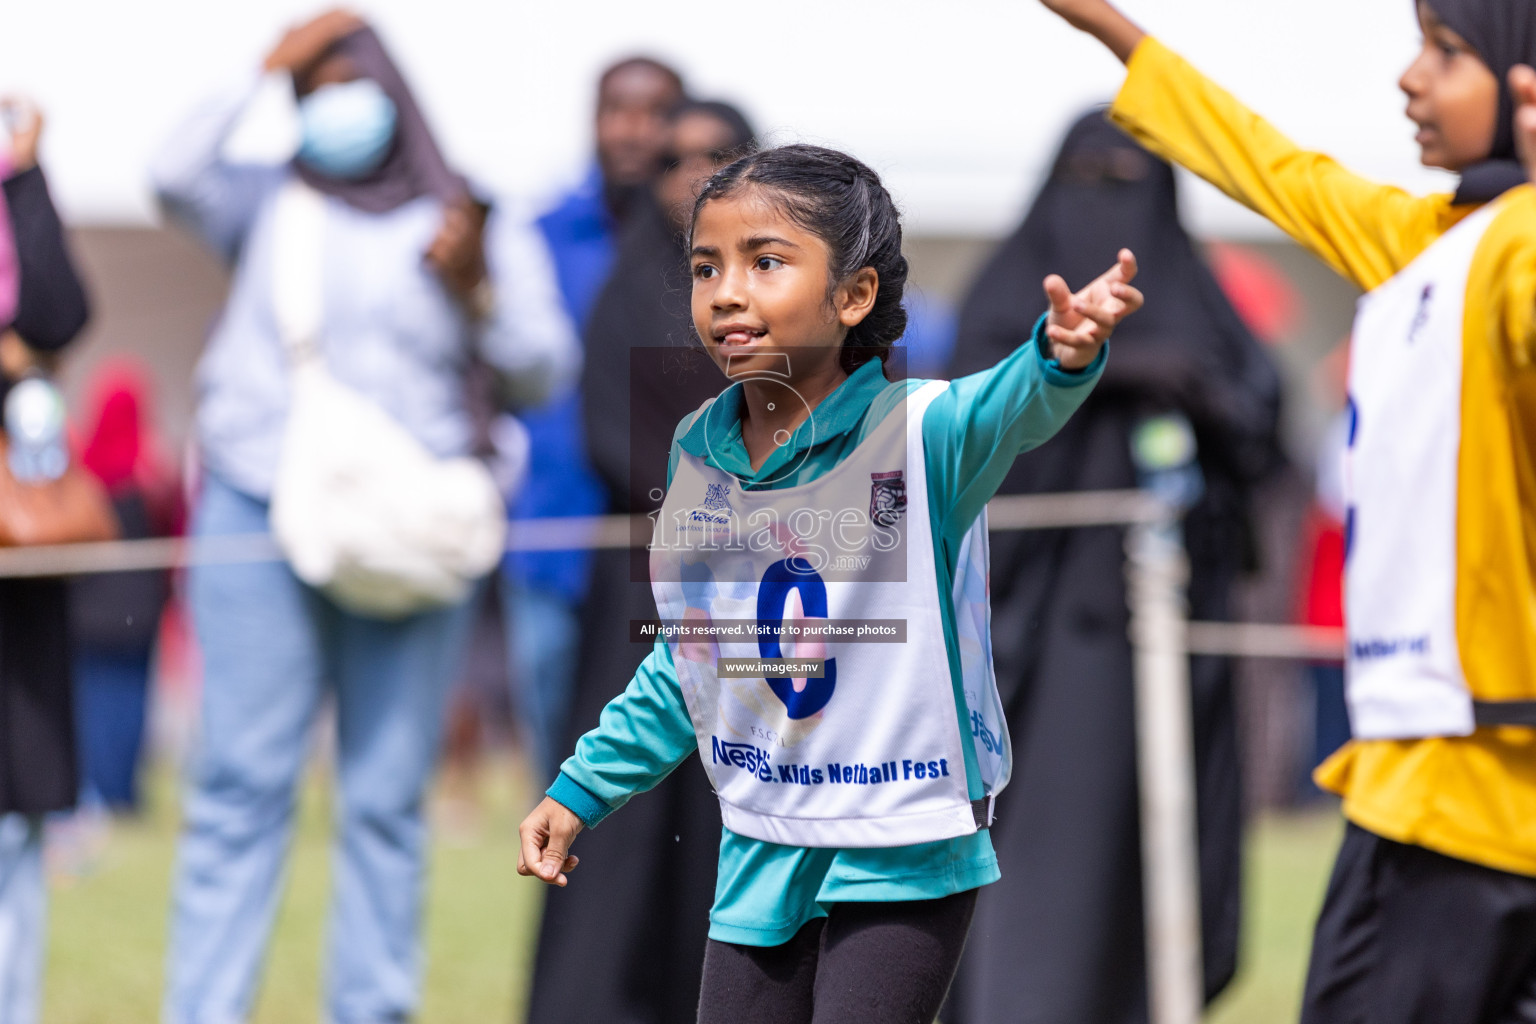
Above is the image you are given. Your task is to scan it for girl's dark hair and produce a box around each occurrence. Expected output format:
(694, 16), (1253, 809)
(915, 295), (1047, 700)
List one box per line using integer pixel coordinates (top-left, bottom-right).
(690, 144), (908, 373)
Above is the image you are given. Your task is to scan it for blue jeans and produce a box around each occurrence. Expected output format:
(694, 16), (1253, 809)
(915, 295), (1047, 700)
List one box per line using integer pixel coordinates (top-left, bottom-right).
(165, 475), (477, 1024)
(0, 816), (44, 1024)
(502, 580), (580, 780)
(74, 649), (152, 810)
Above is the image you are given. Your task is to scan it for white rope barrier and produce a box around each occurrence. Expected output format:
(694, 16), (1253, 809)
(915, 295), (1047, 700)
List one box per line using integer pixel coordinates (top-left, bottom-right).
(0, 489), (1348, 661)
(0, 489), (1166, 572)
(1187, 621), (1345, 660)
(987, 489), (1169, 529)
(2, 484), (1336, 1024)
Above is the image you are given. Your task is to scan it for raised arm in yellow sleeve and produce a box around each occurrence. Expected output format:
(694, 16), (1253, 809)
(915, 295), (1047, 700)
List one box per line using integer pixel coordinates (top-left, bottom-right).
(1109, 37), (1460, 293)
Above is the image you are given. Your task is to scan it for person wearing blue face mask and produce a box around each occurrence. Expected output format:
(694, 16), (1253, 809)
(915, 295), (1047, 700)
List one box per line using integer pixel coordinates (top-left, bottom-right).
(149, 11), (578, 1024)
(295, 77), (399, 179)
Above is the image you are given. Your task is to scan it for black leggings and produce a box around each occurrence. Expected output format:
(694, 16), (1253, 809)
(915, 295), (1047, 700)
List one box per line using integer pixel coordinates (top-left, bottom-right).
(697, 889), (978, 1024)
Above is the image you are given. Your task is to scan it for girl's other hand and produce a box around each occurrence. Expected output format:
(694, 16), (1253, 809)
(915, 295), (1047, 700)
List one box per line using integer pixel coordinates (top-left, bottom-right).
(1042, 248), (1143, 370)
(1511, 65), (1536, 184)
(517, 796), (584, 887)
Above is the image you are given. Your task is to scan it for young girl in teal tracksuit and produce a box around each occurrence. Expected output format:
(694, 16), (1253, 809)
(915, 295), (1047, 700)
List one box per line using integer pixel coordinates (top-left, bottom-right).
(519, 142), (1142, 1022)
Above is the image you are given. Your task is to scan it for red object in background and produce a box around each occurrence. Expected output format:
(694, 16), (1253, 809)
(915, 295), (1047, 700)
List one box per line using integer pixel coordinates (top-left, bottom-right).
(1208, 241), (1303, 344)
(1297, 505), (1345, 629)
(75, 356), (184, 535)
(81, 374), (143, 490)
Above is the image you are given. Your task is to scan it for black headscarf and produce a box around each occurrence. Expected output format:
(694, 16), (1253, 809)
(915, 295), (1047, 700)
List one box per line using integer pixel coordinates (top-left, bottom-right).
(941, 116), (1271, 1019)
(948, 107), (1283, 628)
(293, 26), (467, 213)
(1424, 0), (1536, 203)
(950, 109), (1283, 493)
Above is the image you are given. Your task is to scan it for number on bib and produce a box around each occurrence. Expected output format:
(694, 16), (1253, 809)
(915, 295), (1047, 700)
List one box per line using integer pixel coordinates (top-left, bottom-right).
(757, 557), (838, 719)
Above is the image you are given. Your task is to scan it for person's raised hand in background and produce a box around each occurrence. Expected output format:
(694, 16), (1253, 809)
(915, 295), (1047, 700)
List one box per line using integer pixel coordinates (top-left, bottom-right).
(0, 97), (43, 173)
(1, 97), (51, 377)
(263, 8), (364, 77)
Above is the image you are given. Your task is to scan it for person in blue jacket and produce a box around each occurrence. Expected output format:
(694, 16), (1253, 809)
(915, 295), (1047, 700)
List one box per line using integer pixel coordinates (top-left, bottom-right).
(519, 143), (1142, 1023)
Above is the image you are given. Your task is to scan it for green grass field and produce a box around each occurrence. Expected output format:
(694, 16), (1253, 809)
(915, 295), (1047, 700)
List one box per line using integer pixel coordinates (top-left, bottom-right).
(1209, 810), (1342, 1024)
(42, 760), (1341, 1023)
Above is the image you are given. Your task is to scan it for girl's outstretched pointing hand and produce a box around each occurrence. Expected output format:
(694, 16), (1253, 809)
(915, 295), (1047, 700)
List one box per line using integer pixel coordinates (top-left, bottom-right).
(518, 797), (584, 887)
(1043, 248), (1143, 370)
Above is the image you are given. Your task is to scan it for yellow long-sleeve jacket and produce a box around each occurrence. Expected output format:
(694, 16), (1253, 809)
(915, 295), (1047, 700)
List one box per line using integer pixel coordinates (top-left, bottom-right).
(1112, 37), (1536, 877)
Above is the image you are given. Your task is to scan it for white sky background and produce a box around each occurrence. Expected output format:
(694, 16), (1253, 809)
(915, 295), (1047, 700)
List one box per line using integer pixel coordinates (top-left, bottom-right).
(2, 0), (1457, 238)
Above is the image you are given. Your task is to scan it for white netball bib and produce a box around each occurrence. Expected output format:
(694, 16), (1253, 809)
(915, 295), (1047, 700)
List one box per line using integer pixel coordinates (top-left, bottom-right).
(650, 381), (1011, 848)
(1344, 202), (1500, 739)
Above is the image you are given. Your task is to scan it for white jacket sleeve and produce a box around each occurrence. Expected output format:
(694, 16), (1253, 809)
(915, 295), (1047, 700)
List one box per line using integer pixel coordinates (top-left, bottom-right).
(149, 72), (283, 265)
(477, 200), (580, 410)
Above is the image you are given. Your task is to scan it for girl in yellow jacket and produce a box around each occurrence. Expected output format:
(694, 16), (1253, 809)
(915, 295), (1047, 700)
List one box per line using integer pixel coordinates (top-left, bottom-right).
(1037, 0), (1536, 1020)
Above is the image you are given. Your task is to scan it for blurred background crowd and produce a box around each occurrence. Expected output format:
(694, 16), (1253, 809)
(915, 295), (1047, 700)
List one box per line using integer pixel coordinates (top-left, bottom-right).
(0, 1), (1437, 1022)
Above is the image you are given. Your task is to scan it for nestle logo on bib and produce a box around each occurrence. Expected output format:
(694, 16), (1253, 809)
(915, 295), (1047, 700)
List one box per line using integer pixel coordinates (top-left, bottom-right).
(870, 471), (906, 527)
(711, 737), (773, 781)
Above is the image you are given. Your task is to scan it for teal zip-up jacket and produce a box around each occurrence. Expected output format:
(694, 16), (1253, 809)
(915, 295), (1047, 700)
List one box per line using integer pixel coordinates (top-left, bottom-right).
(548, 317), (1104, 945)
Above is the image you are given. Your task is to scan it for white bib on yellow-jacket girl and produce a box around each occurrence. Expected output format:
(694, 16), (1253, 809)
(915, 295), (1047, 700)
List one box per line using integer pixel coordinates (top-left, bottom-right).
(1345, 201), (1503, 740)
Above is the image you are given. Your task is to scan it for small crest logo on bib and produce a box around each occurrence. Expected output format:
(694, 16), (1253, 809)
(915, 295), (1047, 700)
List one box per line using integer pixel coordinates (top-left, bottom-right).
(870, 471), (906, 528)
(690, 482), (733, 526)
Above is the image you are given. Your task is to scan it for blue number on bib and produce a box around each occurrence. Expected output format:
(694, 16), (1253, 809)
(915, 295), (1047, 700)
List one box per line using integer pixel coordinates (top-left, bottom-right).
(757, 557), (837, 719)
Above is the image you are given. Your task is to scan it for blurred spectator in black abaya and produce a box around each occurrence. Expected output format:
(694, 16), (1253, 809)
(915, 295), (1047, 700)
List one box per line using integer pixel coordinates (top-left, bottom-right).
(942, 109), (1285, 1024)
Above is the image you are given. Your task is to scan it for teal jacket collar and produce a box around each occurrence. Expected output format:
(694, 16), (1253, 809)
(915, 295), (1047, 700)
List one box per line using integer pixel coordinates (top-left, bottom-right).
(677, 357), (892, 480)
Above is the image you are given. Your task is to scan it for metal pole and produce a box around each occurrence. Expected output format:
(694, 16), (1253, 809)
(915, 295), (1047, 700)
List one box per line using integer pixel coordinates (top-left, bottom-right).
(1125, 513), (1203, 1024)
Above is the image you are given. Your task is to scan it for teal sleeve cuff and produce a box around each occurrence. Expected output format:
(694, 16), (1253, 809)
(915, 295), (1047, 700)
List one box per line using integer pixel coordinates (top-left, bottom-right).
(548, 771), (614, 828)
(1031, 313), (1108, 387)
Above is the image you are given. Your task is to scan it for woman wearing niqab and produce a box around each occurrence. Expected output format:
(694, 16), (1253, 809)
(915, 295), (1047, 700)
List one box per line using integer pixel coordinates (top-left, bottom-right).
(942, 109), (1284, 1024)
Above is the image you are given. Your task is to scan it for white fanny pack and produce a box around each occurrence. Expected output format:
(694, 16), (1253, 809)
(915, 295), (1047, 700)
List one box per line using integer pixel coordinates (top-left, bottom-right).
(266, 180), (506, 620)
